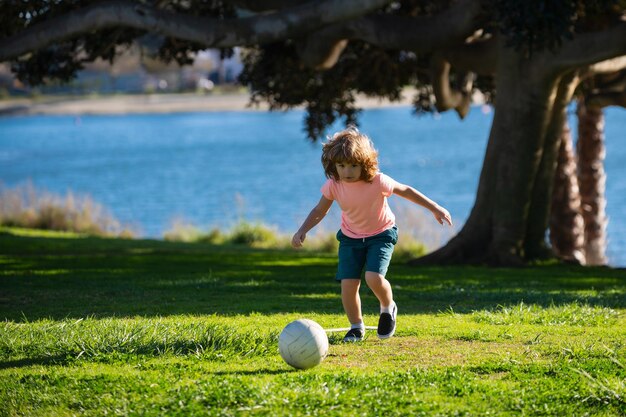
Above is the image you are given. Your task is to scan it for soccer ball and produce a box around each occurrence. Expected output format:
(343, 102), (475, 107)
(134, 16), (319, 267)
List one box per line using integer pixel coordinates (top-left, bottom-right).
(278, 319), (329, 369)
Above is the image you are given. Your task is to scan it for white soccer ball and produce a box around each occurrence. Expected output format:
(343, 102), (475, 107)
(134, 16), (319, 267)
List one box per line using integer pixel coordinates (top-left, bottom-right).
(278, 319), (329, 369)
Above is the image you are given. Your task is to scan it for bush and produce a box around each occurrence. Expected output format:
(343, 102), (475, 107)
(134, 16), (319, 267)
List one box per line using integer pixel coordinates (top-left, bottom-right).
(163, 218), (205, 243)
(164, 219), (286, 248)
(164, 220), (226, 245)
(0, 182), (134, 237)
(393, 234), (428, 261)
(196, 228), (226, 245)
(228, 221), (285, 248)
(304, 231), (339, 253)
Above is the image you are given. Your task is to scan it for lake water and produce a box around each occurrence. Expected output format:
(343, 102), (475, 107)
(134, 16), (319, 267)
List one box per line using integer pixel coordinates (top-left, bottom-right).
(1, 106), (625, 266)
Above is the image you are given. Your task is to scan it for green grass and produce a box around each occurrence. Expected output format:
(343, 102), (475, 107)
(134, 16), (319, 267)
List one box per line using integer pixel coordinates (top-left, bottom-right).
(1, 227), (625, 416)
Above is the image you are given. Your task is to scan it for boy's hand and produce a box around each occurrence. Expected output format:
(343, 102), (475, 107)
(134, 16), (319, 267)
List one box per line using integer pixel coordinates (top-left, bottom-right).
(291, 232), (306, 248)
(432, 206), (453, 226)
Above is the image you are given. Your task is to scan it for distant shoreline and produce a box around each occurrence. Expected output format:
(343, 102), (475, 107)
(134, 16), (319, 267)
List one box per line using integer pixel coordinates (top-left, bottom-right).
(0, 90), (415, 116)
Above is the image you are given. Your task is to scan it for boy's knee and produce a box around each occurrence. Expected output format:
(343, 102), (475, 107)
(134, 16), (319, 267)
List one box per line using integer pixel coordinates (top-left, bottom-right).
(364, 271), (386, 285)
(341, 278), (361, 291)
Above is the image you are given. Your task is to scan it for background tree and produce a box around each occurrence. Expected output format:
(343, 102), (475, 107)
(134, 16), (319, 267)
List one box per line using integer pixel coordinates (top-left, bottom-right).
(576, 97), (608, 265)
(549, 121), (586, 264)
(1, 0), (625, 265)
(550, 69), (626, 265)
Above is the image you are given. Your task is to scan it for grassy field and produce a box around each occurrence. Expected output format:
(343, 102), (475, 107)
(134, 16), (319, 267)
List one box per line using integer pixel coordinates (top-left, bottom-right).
(1, 227), (625, 416)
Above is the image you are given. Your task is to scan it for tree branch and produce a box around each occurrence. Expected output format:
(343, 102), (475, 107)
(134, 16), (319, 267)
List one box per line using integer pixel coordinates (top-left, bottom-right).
(588, 56), (626, 75)
(230, 0), (310, 13)
(347, 0), (484, 52)
(552, 21), (626, 73)
(594, 69), (626, 91)
(586, 91), (626, 109)
(585, 69), (626, 109)
(295, 25), (350, 69)
(443, 37), (498, 75)
(0, 0), (392, 62)
(430, 54), (474, 118)
(295, 0), (485, 69)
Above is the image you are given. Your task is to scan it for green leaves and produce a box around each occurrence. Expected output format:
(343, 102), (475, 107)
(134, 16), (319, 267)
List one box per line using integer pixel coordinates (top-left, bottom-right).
(486, 0), (623, 57)
(240, 41), (421, 140)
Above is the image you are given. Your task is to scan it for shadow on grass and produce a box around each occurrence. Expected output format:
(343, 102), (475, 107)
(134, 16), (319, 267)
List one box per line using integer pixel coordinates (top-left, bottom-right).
(211, 368), (293, 376)
(1, 231), (625, 321)
(0, 355), (73, 370)
(0, 355), (294, 373)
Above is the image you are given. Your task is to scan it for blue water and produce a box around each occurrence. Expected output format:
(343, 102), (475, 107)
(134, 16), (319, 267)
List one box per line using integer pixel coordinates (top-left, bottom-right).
(1, 106), (625, 265)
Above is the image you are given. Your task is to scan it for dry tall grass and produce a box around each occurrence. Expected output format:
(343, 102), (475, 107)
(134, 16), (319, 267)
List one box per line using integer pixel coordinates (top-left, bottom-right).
(0, 182), (134, 237)
(391, 199), (457, 253)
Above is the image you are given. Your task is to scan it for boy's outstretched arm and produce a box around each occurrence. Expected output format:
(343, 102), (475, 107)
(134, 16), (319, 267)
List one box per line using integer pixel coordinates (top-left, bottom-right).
(292, 196), (333, 248)
(393, 183), (453, 226)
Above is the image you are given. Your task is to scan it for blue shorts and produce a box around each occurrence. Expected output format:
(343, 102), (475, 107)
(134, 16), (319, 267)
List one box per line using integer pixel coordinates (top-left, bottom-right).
(335, 226), (398, 280)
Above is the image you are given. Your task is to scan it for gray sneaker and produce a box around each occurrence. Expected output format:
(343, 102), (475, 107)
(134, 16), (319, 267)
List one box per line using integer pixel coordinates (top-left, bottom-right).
(343, 327), (365, 342)
(377, 304), (397, 339)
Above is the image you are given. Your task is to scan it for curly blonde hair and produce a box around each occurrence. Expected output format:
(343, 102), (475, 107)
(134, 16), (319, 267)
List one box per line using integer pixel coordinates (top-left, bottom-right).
(321, 126), (379, 182)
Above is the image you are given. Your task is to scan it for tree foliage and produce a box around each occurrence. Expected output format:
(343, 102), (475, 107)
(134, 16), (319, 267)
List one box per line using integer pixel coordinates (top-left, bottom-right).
(240, 41), (424, 138)
(490, 0), (623, 55)
(1, 1), (623, 137)
(238, 0), (625, 138)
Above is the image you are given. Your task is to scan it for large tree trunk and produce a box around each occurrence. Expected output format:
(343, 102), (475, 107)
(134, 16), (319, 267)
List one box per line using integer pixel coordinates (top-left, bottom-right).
(549, 123), (586, 263)
(576, 100), (609, 265)
(413, 44), (561, 265)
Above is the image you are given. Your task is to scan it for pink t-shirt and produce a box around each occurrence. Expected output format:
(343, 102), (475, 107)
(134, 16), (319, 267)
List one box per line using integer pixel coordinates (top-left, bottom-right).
(321, 172), (398, 238)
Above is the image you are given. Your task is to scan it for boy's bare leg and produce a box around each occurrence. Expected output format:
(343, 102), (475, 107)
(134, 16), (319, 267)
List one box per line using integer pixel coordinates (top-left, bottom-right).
(341, 279), (362, 324)
(364, 271), (393, 308)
